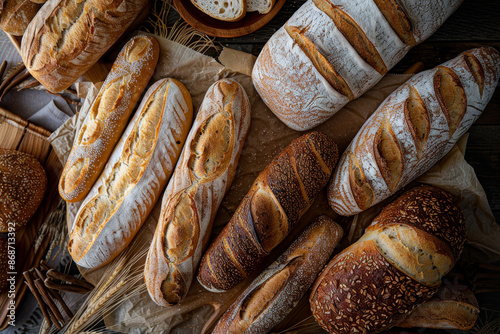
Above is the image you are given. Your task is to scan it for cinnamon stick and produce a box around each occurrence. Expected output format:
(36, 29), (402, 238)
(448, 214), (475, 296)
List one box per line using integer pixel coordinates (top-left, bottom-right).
(0, 61), (7, 81)
(35, 268), (74, 318)
(34, 278), (65, 326)
(46, 269), (94, 290)
(44, 278), (91, 294)
(23, 272), (53, 328)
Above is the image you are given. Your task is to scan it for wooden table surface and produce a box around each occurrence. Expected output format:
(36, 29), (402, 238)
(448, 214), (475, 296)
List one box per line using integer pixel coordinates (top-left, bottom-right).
(210, 0), (500, 222)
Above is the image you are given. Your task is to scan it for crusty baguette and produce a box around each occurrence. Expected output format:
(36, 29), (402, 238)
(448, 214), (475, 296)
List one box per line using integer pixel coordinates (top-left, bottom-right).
(0, 149), (47, 233)
(310, 185), (466, 334)
(197, 132), (339, 292)
(252, 0), (463, 131)
(328, 47), (500, 216)
(68, 78), (193, 269)
(213, 216), (343, 334)
(398, 285), (479, 330)
(191, 0), (246, 22)
(59, 35), (159, 203)
(0, 0), (41, 36)
(144, 79), (251, 306)
(21, 0), (149, 93)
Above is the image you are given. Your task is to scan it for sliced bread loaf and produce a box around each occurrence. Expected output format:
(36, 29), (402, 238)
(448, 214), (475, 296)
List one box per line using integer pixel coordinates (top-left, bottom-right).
(247, 0), (274, 14)
(191, 0), (246, 21)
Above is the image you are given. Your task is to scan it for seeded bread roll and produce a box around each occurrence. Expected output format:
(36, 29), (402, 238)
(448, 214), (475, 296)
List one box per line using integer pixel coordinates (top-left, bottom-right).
(68, 78), (193, 269)
(0, 0), (41, 36)
(21, 0), (149, 93)
(328, 47), (500, 216)
(310, 185), (466, 334)
(197, 132), (339, 292)
(213, 216), (343, 334)
(59, 35), (159, 203)
(252, 0), (463, 131)
(399, 285), (479, 330)
(0, 149), (47, 233)
(144, 79), (251, 306)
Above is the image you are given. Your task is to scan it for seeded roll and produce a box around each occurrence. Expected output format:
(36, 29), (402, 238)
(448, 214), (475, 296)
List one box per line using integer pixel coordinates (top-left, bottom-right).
(197, 132), (339, 292)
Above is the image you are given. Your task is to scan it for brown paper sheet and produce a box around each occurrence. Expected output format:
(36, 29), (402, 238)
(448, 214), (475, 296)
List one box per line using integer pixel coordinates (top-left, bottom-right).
(48, 33), (500, 333)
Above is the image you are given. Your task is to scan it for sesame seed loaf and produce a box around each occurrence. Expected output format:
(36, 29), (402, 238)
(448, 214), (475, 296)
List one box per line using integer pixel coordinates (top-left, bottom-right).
(328, 47), (500, 216)
(144, 79), (251, 306)
(310, 185), (466, 334)
(213, 216), (343, 334)
(0, 149), (47, 233)
(58, 35), (159, 203)
(68, 78), (193, 269)
(197, 132), (339, 292)
(0, 0), (41, 36)
(20, 0), (149, 93)
(252, 0), (463, 131)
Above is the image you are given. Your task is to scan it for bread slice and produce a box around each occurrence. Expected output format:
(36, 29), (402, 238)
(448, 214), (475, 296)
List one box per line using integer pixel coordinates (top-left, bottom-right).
(247, 0), (275, 14)
(191, 0), (246, 22)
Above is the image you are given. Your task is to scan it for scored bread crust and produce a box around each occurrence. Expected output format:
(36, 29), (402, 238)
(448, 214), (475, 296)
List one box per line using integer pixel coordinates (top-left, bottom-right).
(0, 0), (41, 36)
(252, 0), (463, 131)
(144, 79), (251, 307)
(190, 0), (246, 22)
(213, 216), (343, 334)
(21, 0), (149, 93)
(328, 47), (500, 216)
(58, 35), (159, 203)
(197, 132), (339, 292)
(310, 185), (466, 334)
(68, 78), (193, 269)
(0, 149), (47, 233)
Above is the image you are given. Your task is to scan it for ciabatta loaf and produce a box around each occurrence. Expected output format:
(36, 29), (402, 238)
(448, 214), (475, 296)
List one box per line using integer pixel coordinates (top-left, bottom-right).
(197, 132), (338, 292)
(21, 0), (149, 93)
(68, 78), (193, 269)
(252, 0), (463, 131)
(213, 216), (343, 334)
(59, 36), (159, 203)
(328, 47), (500, 216)
(144, 79), (251, 306)
(311, 185), (466, 334)
(191, 0), (246, 22)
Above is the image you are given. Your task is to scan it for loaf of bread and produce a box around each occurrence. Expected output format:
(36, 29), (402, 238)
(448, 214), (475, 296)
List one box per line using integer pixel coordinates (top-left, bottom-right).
(213, 216), (343, 334)
(59, 35), (159, 203)
(328, 47), (500, 216)
(0, 149), (47, 233)
(310, 185), (466, 334)
(197, 132), (338, 292)
(398, 285), (479, 330)
(0, 0), (41, 36)
(68, 78), (193, 269)
(144, 79), (251, 306)
(191, 0), (246, 22)
(247, 0), (274, 14)
(252, 0), (463, 131)
(21, 0), (149, 93)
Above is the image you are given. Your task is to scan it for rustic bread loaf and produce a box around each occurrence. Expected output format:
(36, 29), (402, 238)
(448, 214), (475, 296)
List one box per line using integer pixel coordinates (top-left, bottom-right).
(144, 79), (251, 306)
(59, 35), (159, 203)
(197, 132), (338, 292)
(247, 0), (274, 14)
(191, 0), (246, 22)
(399, 285), (479, 330)
(0, 149), (47, 233)
(328, 47), (500, 216)
(252, 0), (463, 131)
(68, 78), (193, 269)
(21, 0), (149, 93)
(0, 0), (41, 36)
(213, 216), (343, 334)
(310, 185), (466, 334)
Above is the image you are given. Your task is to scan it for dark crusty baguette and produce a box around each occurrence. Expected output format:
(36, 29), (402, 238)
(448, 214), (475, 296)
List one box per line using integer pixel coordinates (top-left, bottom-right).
(252, 0), (463, 131)
(0, 149), (47, 233)
(144, 79), (251, 306)
(197, 132), (339, 292)
(59, 35), (159, 203)
(398, 285), (479, 330)
(310, 185), (466, 334)
(213, 216), (343, 334)
(21, 0), (149, 93)
(329, 47), (500, 216)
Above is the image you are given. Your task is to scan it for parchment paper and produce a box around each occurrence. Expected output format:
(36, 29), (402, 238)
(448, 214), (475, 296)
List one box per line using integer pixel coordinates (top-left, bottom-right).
(48, 34), (500, 333)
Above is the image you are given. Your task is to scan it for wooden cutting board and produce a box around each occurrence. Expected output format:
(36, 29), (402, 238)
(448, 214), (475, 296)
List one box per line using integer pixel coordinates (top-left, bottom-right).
(0, 107), (62, 330)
